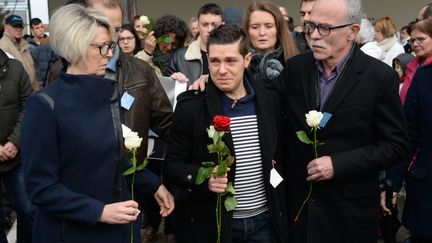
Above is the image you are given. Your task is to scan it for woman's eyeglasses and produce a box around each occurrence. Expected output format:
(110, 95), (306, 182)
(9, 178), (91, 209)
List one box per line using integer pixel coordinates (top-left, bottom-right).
(90, 41), (116, 57)
(407, 36), (430, 45)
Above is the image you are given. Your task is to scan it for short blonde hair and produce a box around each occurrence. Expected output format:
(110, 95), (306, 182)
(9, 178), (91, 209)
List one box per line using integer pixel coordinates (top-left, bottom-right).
(49, 4), (113, 65)
(373, 17), (396, 38)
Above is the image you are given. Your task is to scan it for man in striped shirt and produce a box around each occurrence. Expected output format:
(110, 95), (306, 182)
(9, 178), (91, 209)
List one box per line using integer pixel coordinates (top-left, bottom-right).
(163, 24), (288, 243)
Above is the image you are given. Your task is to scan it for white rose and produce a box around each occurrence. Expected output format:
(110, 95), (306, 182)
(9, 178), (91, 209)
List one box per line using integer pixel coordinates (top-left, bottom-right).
(207, 125), (216, 138)
(124, 131), (143, 150)
(305, 110), (323, 128)
(140, 16), (150, 26)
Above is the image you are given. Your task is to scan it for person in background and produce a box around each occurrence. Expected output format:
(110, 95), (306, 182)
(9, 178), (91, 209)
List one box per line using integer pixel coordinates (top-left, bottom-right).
(400, 25), (412, 53)
(356, 18), (382, 59)
(417, 3), (432, 21)
(26, 18), (57, 88)
(0, 15), (39, 91)
(21, 5), (165, 242)
(135, 14), (188, 76)
(244, 1), (299, 85)
(373, 16), (405, 66)
(383, 18), (432, 243)
(292, 0), (315, 53)
(185, 17), (199, 45)
(399, 19), (432, 105)
(188, 17), (199, 38)
(167, 3), (223, 86)
(0, 48), (34, 243)
(392, 53), (414, 91)
(163, 24), (288, 243)
(118, 24), (142, 56)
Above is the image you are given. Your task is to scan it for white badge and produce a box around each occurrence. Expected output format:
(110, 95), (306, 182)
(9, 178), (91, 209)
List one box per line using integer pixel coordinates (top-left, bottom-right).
(270, 168), (283, 188)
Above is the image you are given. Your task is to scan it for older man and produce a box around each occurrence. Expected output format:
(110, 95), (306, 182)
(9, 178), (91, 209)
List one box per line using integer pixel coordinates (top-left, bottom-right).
(277, 0), (408, 242)
(0, 15), (39, 91)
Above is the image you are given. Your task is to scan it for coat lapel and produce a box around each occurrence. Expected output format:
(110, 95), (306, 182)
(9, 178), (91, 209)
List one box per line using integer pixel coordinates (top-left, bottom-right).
(301, 54), (320, 111)
(205, 80), (236, 154)
(321, 45), (364, 114)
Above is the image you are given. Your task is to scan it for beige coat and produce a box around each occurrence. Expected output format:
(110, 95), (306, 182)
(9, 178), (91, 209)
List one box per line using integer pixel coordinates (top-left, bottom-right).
(0, 32), (39, 91)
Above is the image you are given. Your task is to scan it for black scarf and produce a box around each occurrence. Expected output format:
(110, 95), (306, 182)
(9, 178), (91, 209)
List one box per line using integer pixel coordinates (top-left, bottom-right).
(249, 44), (284, 83)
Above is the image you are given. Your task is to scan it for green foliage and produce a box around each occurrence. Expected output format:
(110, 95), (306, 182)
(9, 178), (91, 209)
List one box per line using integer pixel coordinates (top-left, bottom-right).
(195, 166), (213, 185)
(296, 130), (312, 144)
(224, 195), (237, 212)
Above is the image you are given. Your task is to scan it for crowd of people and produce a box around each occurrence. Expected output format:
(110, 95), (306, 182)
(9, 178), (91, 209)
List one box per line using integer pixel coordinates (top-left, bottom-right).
(0, 0), (431, 243)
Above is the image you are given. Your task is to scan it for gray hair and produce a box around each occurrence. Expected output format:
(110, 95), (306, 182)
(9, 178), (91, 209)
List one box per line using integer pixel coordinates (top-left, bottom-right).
(345, 0), (362, 24)
(358, 18), (374, 43)
(49, 4), (113, 65)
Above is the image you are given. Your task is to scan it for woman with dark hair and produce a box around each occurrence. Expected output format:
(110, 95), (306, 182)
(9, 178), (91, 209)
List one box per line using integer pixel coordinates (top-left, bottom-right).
(118, 24), (142, 56)
(243, 1), (299, 84)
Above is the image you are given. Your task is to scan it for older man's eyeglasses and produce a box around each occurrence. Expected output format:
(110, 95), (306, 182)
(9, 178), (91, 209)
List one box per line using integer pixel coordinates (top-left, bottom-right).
(407, 36), (430, 45)
(303, 21), (353, 36)
(90, 41), (116, 57)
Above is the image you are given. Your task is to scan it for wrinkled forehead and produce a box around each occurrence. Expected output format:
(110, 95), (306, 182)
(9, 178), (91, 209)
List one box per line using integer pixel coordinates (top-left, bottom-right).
(310, 0), (347, 25)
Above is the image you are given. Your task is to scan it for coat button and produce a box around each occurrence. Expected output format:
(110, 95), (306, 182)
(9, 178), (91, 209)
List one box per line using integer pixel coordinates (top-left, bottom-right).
(187, 174), (192, 181)
(190, 218), (195, 223)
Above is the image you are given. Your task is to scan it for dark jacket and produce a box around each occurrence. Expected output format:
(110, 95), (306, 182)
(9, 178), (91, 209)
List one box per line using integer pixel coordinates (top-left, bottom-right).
(278, 44), (408, 243)
(27, 37), (57, 87)
(47, 49), (172, 164)
(163, 72), (288, 243)
(167, 37), (202, 86)
(21, 73), (161, 243)
(0, 49), (32, 172)
(115, 51), (173, 163)
(292, 32), (311, 54)
(387, 64), (432, 237)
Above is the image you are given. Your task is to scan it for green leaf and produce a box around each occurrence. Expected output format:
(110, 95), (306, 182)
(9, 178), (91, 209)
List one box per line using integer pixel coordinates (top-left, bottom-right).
(136, 159), (148, 171)
(212, 131), (220, 144)
(222, 144), (231, 157)
(226, 156), (235, 167)
(296, 130), (312, 144)
(224, 195), (237, 211)
(122, 166), (136, 176)
(195, 167), (213, 185)
(207, 144), (218, 153)
(201, 161), (215, 168)
(216, 161), (227, 177)
(226, 182), (235, 195)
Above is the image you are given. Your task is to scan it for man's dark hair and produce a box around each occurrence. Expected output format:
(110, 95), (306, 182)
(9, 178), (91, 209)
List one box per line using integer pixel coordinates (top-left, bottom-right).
(30, 18), (42, 28)
(206, 24), (250, 57)
(197, 3), (223, 19)
(153, 15), (188, 46)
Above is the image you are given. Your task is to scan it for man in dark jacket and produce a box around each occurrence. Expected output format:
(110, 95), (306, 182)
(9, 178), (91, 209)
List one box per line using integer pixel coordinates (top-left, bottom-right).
(25, 18), (56, 88)
(278, 0), (408, 242)
(0, 48), (34, 243)
(163, 24), (288, 243)
(167, 3), (224, 86)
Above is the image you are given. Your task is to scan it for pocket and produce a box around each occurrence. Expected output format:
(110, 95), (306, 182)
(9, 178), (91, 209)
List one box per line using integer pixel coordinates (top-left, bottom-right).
(339, 101), (367, 110)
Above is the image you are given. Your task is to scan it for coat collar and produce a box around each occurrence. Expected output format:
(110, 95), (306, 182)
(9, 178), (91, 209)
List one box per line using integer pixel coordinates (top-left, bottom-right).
(320, 44), (364, 113)
(184, 37), (202, 61)
(3, 32), (28, 50)
(299, 44), (364, 113)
